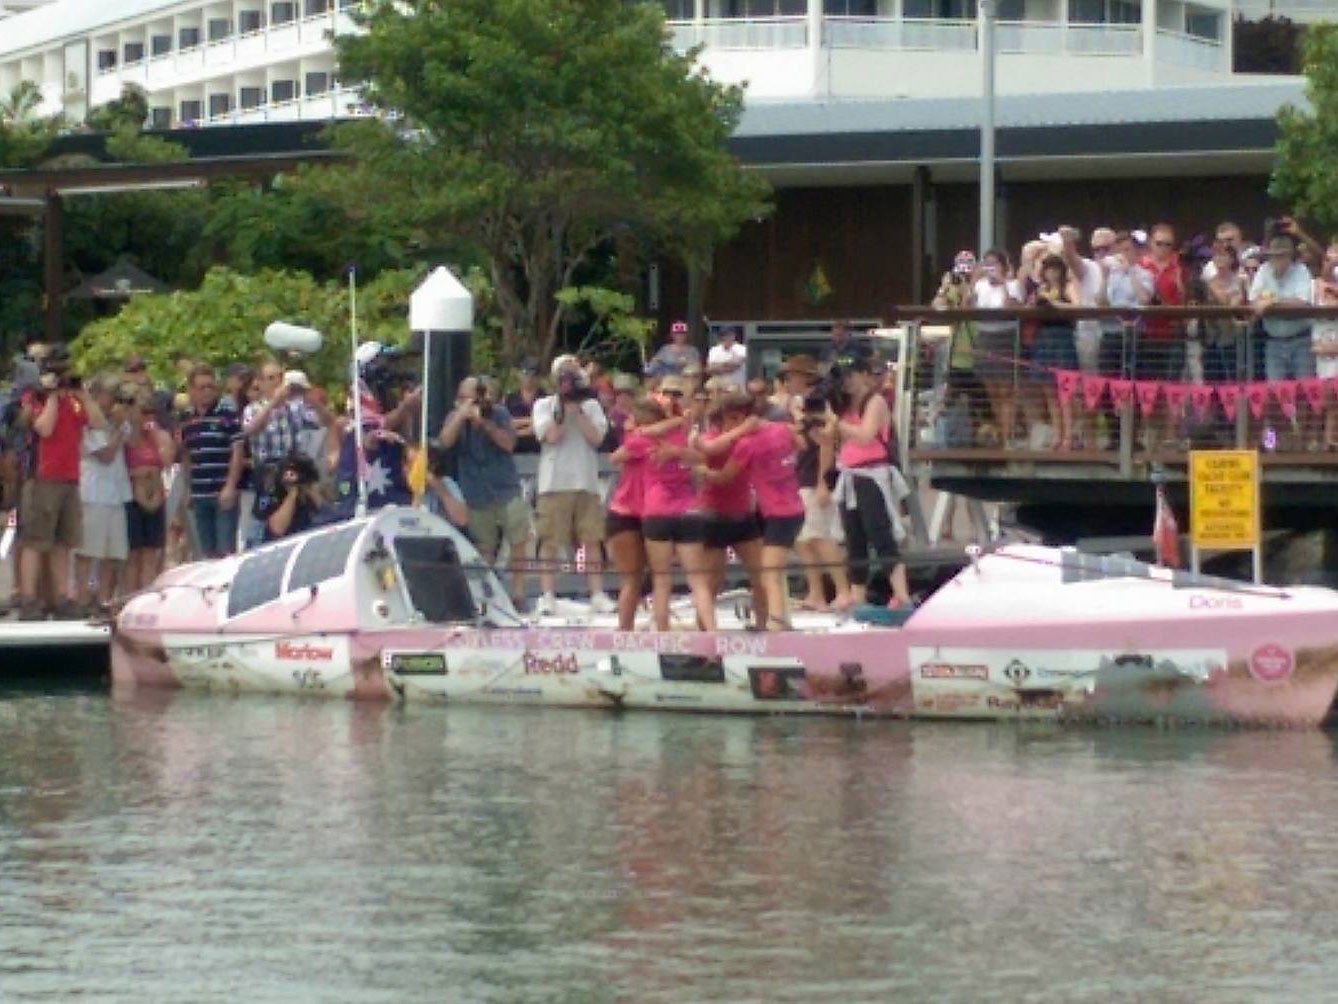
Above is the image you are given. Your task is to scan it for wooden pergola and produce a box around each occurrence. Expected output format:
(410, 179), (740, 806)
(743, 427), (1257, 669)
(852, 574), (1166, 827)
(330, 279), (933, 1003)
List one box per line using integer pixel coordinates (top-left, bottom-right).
(0, 147), (345, 341)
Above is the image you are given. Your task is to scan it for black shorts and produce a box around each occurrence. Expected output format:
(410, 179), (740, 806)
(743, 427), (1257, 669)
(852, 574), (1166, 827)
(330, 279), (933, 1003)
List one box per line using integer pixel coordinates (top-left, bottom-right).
(605, 511), (642, 537)
(703, 513), (760, 550)
(760, 513), (804, 549)
(642, 514), (703, 544)
(125, 501), (166, 550)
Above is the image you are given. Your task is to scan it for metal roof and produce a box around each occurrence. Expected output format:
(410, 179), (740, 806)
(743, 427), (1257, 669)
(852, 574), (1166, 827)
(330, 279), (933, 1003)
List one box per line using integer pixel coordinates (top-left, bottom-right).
(736, 78), (1308, 137)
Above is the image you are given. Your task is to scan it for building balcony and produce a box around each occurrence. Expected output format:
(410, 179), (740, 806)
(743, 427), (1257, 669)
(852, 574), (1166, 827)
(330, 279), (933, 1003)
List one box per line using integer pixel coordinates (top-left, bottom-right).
(668, 15), (1227, 97)
(204, 84), (367, 125)
(89, 9), (352, 106)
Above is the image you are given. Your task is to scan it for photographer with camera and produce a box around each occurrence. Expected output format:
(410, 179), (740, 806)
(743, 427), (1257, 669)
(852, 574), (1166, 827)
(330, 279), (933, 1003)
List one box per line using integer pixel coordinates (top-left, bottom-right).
(73, 374), (134, 614)
(17, 345), (106, 621)
(439, 375), (530, 608)
(532, 355), (613, 615)
(241, 362), (337, 548)
(254, 451), (326, 541)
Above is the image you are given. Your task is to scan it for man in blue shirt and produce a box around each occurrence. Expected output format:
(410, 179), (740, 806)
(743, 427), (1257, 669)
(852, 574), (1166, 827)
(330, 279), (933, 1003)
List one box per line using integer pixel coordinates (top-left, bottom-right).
(438, 376), (531, 607)
(177, 364), (243, 558)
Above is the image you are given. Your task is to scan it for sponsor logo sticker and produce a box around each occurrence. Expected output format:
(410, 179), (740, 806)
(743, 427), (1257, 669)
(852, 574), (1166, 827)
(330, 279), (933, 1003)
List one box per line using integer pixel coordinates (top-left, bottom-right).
(919, 662), (988, 681)
(275, 641), (335, 662)
(1249, 644), (1293, 683)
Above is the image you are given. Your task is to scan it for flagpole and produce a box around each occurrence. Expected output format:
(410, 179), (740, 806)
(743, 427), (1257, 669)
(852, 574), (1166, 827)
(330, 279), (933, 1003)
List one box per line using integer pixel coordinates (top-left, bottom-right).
(349, 265), (368, 519)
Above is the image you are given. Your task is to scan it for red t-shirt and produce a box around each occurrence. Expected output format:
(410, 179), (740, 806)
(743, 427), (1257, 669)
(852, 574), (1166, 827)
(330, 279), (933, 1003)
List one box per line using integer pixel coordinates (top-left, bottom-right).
(734, 421), (804, 519)
(642, 426), (696, 518)
(25, 391), (89, 483)
(1141, 254), (1185, 342)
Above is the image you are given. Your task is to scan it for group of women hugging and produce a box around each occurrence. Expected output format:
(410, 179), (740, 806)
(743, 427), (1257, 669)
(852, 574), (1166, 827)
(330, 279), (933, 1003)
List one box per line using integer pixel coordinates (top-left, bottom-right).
(602, 344), (913, 633)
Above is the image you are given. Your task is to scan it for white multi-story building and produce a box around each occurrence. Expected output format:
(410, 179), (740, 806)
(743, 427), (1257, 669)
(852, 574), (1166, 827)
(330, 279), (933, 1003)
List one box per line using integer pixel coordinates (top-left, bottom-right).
(0, 0), (1297, 131)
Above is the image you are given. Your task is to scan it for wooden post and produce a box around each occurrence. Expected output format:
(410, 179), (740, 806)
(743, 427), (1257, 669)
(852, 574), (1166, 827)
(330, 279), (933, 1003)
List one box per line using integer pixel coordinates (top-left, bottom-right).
(42, 191), (62, 344)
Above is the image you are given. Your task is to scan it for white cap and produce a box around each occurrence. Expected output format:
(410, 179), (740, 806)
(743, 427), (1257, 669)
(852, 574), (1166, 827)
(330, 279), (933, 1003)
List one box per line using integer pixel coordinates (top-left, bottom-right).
(355, 341), (383, 367)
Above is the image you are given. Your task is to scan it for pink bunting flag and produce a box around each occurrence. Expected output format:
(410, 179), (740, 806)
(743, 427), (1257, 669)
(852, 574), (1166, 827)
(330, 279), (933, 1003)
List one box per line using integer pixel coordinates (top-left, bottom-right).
(1163, 383), (1190, 415)
(1108, 379), (1134, 407)
(1134, 381), (1161, 417)
(1216, 384), (1241, 422)
(1245, 381), (1270, 420)
(1271, 380), (1299, 420)
(1300, 377), (1327, 413)
(1082, 375), (1108, 411)
(1190, 384), (1216, 419)
(1054, 369), (1081, 406)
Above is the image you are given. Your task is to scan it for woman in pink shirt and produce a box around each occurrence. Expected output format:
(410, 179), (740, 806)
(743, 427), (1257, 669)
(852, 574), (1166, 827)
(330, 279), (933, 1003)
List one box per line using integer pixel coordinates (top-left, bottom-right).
(834, 350), (912, 611)
(605, 398), (671, 631)
(694, 398), (766, 628)
(698, 394), (805, 630)
(639, 376), (715, 631)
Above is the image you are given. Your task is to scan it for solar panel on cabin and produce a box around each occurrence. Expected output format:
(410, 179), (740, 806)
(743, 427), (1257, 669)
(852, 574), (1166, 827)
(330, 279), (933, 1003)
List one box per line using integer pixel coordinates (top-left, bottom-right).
(289, 523), (363, 592)
(226, 541), (299, 618)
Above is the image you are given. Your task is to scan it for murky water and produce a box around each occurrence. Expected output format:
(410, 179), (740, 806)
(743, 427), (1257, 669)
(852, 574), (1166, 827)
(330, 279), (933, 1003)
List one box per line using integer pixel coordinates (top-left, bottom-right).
(1, 683), (1335, 1002)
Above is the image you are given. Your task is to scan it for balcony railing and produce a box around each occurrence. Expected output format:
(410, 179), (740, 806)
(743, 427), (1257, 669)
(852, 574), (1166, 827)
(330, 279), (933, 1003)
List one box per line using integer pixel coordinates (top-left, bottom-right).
(890, 305), (1338, 474)
(673, 16), (1147, 57)
(1153, 27), (1225, 73)
(669, 17), (807, 51)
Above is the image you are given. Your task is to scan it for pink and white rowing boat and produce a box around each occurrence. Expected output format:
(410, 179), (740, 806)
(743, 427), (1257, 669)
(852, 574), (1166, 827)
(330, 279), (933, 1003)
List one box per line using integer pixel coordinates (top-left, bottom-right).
(111, 507), (1338, 726)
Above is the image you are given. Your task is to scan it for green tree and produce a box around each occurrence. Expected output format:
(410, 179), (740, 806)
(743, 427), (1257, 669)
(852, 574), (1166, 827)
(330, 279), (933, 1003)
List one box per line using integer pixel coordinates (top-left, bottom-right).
(1272, 23), (1338, 235)
(86, 84), (150, 133)
(72, 265), (425, 395)
(333, 0), (769, 366)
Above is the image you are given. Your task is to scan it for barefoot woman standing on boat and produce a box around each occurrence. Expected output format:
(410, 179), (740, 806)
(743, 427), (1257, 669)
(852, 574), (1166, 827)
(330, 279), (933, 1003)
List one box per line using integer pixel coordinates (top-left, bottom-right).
(833, 348), (912, 611)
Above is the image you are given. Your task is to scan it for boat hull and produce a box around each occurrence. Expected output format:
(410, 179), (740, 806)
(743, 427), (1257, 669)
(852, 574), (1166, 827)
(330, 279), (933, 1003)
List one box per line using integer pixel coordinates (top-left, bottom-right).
(112, 616), (1338, 726)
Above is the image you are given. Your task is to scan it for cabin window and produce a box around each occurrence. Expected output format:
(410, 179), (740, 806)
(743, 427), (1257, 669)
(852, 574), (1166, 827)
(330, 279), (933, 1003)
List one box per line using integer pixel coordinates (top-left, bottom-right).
(289, 523), (362, 592)
(227, 541), (299, 618)
(393, 537), (477, 623)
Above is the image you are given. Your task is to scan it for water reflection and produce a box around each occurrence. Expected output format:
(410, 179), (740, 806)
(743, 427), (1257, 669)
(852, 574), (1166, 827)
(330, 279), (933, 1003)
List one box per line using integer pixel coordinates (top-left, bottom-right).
(2, 693), (1337, 1001)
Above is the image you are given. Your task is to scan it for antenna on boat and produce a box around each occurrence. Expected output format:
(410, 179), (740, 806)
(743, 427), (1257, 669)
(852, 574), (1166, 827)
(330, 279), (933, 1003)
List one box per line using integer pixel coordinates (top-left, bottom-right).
(348, 264), (368, 519)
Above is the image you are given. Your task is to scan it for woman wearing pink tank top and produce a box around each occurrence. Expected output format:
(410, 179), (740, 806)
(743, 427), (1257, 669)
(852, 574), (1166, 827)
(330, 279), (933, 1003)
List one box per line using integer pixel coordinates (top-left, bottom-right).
(693, 401), (766, 629)
(834, 351), (911, 611)
(123, 389), (175, 593)
(639, 376), (716, 632)
(697, 393), (804, 630)
(605, 398), (679, 631)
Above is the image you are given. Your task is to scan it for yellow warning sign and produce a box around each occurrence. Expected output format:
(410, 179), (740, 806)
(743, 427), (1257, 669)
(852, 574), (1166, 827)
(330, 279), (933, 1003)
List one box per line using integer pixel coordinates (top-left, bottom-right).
(1189, 450), (1260, 550)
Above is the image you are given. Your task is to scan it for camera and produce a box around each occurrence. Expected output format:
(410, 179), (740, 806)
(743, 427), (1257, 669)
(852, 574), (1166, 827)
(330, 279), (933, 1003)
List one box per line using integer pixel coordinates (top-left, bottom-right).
(360, 344), (417, 412)
(556, 371), (593, 402)
(279, 451), (320, 489)
(37, 345), (81, 393)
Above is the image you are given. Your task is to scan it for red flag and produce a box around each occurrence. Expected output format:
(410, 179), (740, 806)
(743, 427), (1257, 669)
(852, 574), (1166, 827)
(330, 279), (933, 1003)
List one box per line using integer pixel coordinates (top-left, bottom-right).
(1109, 378), (1134, 407)
(1152, 485), (1181, 569)
(1082, 375), (1108, 411)
(1245, 381), (1269, 420)
(1271, 380), (1298, 420)
(1164, 383), (1190, 416)
(1134, 381), (1161, 417)
(1190, 384), (1216, 419)
(1054, 369), (1081, 406)
(1300, 377), (1327, 413)
(1217, 384), (1241, 421)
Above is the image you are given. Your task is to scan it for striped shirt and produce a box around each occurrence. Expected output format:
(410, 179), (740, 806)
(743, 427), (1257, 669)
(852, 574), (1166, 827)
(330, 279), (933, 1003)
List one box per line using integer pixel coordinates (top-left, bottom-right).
(179, 401), (240, 500)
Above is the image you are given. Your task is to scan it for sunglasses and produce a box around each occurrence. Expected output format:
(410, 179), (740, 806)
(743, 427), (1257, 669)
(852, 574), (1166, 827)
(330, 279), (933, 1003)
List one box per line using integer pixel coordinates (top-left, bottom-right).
(1152, 240), (1173, 248)
(661, 390), (684, 398)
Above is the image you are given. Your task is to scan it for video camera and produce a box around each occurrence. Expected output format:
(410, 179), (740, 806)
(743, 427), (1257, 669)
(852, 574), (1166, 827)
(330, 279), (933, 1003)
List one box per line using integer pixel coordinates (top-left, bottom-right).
(359, 342), (419, 412)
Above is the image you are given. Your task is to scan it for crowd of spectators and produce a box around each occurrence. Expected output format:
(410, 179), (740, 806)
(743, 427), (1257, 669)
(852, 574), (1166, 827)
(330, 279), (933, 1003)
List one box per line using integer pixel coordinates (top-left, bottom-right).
(0, 317), (917, 627)
(931, 217), (1338, 451)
